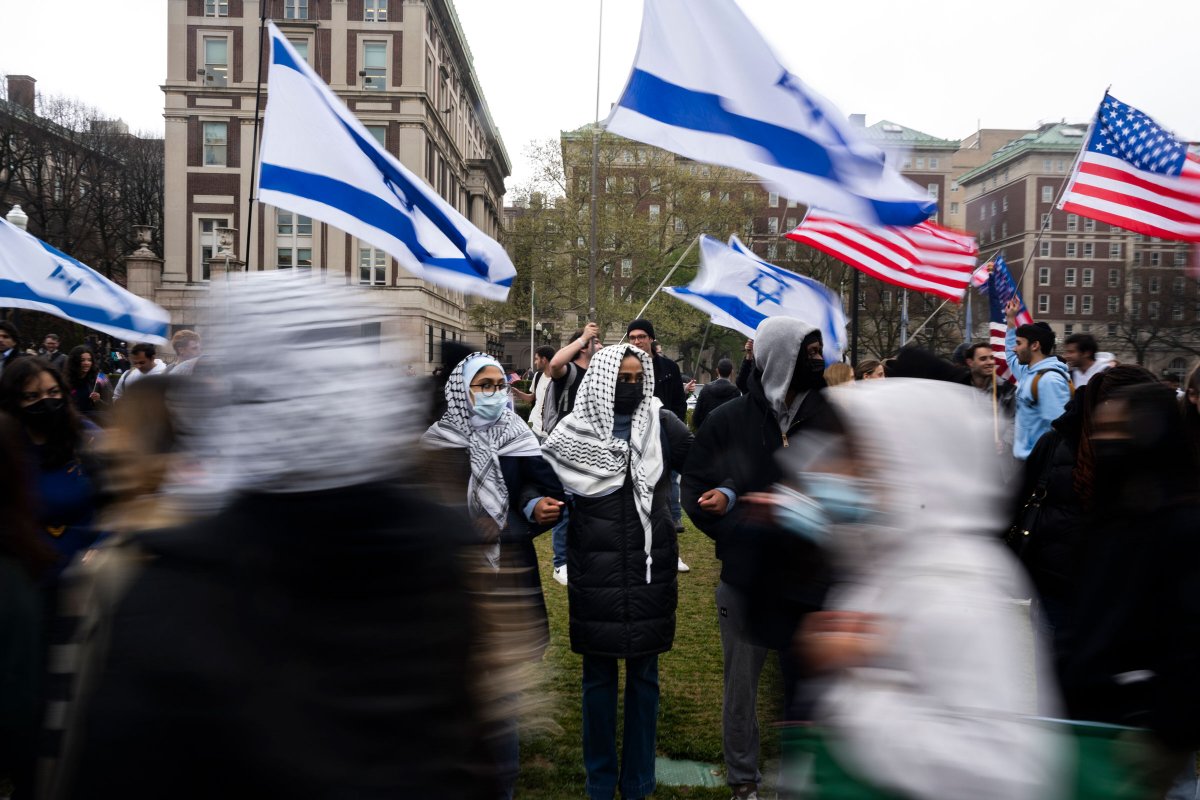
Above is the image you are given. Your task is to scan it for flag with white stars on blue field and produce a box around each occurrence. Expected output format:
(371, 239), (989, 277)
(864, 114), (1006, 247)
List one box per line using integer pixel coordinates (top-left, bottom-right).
(1060, 93), (1200, 241)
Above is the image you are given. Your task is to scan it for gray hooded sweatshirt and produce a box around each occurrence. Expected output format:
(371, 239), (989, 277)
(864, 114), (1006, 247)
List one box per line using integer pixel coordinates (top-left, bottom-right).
(753, 316), (822, 435)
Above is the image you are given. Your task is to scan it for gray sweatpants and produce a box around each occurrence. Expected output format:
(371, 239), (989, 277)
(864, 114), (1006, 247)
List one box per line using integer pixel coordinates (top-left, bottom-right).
(717, 580), (768, 788)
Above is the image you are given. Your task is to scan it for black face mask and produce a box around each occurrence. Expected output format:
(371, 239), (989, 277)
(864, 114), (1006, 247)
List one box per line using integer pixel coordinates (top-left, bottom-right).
(21, 397), (67, 433)
(613, 382), (643, 415)
(789, 356), (826, 393)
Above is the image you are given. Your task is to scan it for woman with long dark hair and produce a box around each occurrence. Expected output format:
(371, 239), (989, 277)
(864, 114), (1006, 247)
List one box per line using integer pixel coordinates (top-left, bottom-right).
(0, 357), (101, 580)
(65, 346), (110, 420)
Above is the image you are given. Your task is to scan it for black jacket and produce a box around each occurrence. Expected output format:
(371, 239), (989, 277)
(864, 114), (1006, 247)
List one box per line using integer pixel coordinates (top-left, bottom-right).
(567, 409), (692, 659)
(735, 357), (754, 394)
(692, 377), (740, 430)
(682, 369), (839, 649)
(60, 485), (502, 799)
(652, 354), (687, 422)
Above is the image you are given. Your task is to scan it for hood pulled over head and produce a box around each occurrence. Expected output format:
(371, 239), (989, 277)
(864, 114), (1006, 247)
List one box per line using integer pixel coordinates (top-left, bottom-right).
(753, 316), (823, 416)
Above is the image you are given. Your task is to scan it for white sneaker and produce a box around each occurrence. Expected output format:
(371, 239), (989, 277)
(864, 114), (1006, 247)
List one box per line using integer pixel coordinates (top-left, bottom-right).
(553, 565), (568, 586)
(677, 557), (690, 573)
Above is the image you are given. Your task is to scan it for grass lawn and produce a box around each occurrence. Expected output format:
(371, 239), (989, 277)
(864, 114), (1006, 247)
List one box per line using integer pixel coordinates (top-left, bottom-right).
(516, 517), (783, 799)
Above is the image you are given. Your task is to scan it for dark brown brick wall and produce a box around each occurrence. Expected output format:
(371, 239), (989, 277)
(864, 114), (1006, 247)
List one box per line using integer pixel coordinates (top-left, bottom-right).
(317, 28), (332, 83)
(392, 34), (402, 86)
(348, 0), (363, 20)
(187, 25), (198, 76)
(346, 31), (357, 85)
(233, 26), (244, 83)
(188, 0), (204, 16)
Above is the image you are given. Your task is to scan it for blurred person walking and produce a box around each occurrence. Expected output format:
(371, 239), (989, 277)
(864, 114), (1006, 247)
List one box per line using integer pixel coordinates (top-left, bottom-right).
(422, 351), (565, 799)
(164, 329), (202, 375)
(541, 344), (693, 800)
(64, 346), (110, 421)
(682, 316), (839, 800)
(50, 273), (508, 799)
(110, 343), (166, 401)
(1062, 333), (1115, 388)
(692, 358), (740, 431)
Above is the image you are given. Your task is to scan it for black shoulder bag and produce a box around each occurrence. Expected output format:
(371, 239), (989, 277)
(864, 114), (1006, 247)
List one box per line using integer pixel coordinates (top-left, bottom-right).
(1004, 431), (1059, 563)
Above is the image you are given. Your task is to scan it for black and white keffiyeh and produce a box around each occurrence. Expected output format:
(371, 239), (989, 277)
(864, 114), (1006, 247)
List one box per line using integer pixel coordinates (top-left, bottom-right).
(422, 353), (542, 541)
(542, 344), (664, 583)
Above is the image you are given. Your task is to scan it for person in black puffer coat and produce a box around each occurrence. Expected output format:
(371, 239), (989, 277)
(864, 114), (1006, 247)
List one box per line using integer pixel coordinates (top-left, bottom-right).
(542, 344), (692, 800)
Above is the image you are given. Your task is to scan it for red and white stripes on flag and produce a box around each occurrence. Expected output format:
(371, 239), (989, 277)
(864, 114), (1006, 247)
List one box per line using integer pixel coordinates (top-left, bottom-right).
(787, 212), (978, 302)
(1060, 94), (1200, 241)
(990, 321), (1015, 384)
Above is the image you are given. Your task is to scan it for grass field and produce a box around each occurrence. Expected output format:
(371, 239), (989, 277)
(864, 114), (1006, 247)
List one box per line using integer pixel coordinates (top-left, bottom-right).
(515, 518), (783, 799)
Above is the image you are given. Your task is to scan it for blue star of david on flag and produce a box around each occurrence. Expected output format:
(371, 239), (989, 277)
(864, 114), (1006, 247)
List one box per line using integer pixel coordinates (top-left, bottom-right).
(748, 271), (787, 306)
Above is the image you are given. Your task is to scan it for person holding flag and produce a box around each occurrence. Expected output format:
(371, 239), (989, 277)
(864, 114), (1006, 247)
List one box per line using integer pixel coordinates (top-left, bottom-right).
(1004, 297), (1072, 461)
(64, 346), (111, 421)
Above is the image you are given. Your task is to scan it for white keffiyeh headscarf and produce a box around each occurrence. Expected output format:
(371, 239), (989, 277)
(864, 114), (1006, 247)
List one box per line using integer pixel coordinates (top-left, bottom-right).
(422, 353), (542, 552)
(542, 344), (664, 583)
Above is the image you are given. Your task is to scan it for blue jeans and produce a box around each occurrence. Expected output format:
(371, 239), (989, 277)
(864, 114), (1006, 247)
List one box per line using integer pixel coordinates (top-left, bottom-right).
(582, 654), (659, 800)
(552, 504), (570, 569)
(668, 471), (682, 526)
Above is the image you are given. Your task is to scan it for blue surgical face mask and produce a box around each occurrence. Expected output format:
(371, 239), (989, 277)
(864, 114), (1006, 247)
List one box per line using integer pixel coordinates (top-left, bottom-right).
(774, 484), (832, 545)
(471, 391), (507, 422)
(804, 473), (876, 524)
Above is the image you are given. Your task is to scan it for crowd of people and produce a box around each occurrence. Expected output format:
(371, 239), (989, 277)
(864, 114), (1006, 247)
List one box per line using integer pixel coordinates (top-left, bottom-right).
(1, 270), (1198, 799)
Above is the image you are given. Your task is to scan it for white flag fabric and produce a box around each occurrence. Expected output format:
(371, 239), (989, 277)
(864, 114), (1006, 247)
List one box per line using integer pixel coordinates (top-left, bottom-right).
(666, 235), (847, 364)
(0, 218), (169, 344)
(257, 22), (516, 300)
(607, 0), (936, 227)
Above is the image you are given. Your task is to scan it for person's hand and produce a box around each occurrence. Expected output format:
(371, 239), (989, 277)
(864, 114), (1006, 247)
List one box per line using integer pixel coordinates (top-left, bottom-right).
(1005, 297), (1021, 323)
(798, 611), (886, 673)
(697, 488), (730, 516)
(89, 391), (101, 402)
(744, 339), (754, 359)
(685, 379), (697, 394)
(580, 322), (600, 347)
(533, 497), (565, 526)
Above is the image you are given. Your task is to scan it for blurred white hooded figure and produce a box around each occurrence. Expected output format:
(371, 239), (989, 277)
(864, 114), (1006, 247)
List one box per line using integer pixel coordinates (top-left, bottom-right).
(773, 379), (1068, 800)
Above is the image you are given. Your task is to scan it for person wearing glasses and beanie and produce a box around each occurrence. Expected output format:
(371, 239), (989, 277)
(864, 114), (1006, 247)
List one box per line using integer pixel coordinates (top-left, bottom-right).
(542, 343), (693, 800)
(422, 351), (565, 800)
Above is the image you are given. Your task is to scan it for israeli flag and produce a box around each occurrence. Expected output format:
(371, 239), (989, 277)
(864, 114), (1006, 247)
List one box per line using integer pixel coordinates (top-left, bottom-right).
(0, 218), (170, 344)
(608, 0), (936, 227)
(258, 22), (516, 300)
(666, 235), (847, 365)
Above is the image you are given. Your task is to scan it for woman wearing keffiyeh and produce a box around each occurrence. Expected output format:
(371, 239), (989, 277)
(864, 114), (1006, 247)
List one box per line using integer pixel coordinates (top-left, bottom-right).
(421, 352), (565, 800)
(541, 344), (693, 800)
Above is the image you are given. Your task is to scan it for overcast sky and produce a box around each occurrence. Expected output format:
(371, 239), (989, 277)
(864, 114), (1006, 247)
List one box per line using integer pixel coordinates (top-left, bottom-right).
(2, 0), (1198, 196)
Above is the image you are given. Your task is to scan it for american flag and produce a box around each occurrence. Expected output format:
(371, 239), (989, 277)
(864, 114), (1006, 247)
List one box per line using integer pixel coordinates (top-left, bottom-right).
(787, 211), (978, 302)
(985, 255), (1030, 384)
(1059, 93), (1200, 241)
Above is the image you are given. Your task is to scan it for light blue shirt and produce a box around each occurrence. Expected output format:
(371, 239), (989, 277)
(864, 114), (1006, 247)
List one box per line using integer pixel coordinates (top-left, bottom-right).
(1005, 327), (1072, 460)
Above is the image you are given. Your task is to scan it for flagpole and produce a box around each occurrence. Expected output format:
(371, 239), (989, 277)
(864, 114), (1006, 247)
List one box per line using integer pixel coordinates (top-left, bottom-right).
(850, 268), (861, 365)
(992, 361), (999, 444)
(906, 297), (951, 341)
(899, 289), (909, 347)
(629, 236), (699, 325)
(693, 321), (711, 379)
(529, 279), (536, 375)
(588, 0), (604, 321)
(244, 1), (269, 271)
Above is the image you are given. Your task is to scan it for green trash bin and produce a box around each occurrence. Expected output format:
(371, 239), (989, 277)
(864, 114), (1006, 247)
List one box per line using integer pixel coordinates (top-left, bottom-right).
(780, 719), (1159, 799)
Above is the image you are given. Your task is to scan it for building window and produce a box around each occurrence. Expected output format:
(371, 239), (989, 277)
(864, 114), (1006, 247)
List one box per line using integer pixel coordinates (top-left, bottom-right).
(1108, 268), (1120, 288)
(1042, 186), (1053, 203)
(1082, 295), (1093, 315)
(1132, 301), (1142, 319)
(205, 0), (229, 16)
(198, 217), (229, 281)
(786, 242), (796, 259)
(1174, 276), (1187, 294)
(648, 204), (660, 220)
(1083, 243), (1094, 258)
(1083, 268), (1094, 287)
(622, 177), (636, 194)
(1149, 301), (1160, 319)
(991, 200), (997, 216)
(1065, 295), (1076, 315)
(916, 158), (925, 169)
(766, 243), (778, 260)
(650, 177), (662, 193)
(1064, 324), (1074, 336)
(1149, 275), (1161, 294)
(202, 122), (228, 166)
(1065, 267), (1077, 287)
(202, 37), (228, 86)
(929, 157), (939, 169)
(768, 192), (779, 207)
(1038, 267), (1050, 286)
(902, 157), (912, 169)
(1176, 248), (1189, 267)
(276, 211), (313, 270)
(1084, 218), (1096, 232)
(980, 206), (986, 222)
(359, 247), (387, 285)
(1173, 304), (1185, 321)
(1038, 294), (1050, 314)
(927, 183), (939, 199)
(365, 125), (387, 148)
(1066, 242), (1077, 258)
(950, 202), (959, 214)
(363, 42), (387, 90)
(1110, 243), (1122, 259)
(1067, 214), (1077, 232)
(1132, 252), (1141, 266)
(1107, 295), (1119, 314)
(1002, 196), (1009, 211)
(1040, 240), (1051, 258)
(1132, 275), (1142, 294)
(364, 0), (388, 21)
(285, 0), (308, 19)
(288, 37), (310, 63)
(1150, 252), (1161, 267)
(620, 258), (633, 277)
(767, 217), (779, 235)
(1040, 213), (1051, 229)
(1043, 159), (1052, 172)
(1001, 222), (1008, 238)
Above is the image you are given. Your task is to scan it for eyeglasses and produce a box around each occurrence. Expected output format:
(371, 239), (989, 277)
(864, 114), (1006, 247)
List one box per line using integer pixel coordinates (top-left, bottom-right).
(21, 385), (63, 404)
(627, 333), (651, 343)
(470, 382), (510, 397)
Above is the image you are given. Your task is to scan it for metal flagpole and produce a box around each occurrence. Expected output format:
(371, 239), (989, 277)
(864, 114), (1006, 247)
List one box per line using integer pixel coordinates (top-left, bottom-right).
(244, 0), (269, 271)
(693, 322), (711, 379)
(906, 297), (951, 341)
(899, 289), (909, 346)
(850, 269), (861, 365)
(588, 0), (604, 321)
(629, 236), (699, 326)
(964, 290), (973, 342)
(529, 280), (535, 374)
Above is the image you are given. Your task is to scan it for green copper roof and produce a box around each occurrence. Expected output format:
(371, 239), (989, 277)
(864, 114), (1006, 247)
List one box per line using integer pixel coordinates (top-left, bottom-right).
(958, 122), (1088, 184)
(862, 120), (960, 149)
